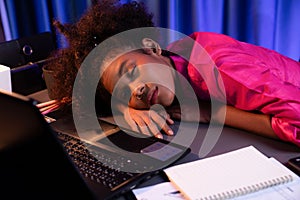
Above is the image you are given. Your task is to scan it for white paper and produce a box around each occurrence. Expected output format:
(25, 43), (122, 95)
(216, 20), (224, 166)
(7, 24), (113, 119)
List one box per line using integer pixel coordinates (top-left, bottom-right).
(0, 64), (11, 92)
(233, 177), (300, 200)
(164, 146), (296, 200)
(133, 182), (185, 200)
(133, 151), (300, 200)
(133, 178), (300, 200)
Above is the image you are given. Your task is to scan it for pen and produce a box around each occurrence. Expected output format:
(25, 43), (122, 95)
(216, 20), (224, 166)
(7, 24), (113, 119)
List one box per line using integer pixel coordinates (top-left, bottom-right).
(164, 190), (181, 197)
(169, 191), (180, 194)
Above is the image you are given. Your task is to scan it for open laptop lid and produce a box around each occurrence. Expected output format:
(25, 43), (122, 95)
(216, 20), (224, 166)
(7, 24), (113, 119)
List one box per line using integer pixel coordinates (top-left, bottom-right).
(0, 90), (96, 199)
(0, 90), (191, 199)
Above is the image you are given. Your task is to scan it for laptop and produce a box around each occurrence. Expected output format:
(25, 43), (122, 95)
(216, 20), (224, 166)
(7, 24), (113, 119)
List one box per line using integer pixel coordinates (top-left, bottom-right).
(0, 90), (190, 199)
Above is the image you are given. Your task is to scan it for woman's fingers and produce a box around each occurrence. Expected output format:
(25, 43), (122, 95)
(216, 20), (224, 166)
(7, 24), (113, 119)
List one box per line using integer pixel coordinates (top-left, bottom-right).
(166, 114), (175, 125)
(149, 110), (173, 136)
(125, 108), (174, 138)
(130, 110), (160, 137)
(129, 113), (153, 137)
(166, 105), (181, 120)
(143, 123), (163, 139)
(124, 108), (141, 133)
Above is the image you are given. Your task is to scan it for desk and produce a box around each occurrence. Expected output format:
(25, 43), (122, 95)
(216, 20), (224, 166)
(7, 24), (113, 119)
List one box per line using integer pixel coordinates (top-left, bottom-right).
(28, 89), (300, 164)
(28, 89), (300, 199)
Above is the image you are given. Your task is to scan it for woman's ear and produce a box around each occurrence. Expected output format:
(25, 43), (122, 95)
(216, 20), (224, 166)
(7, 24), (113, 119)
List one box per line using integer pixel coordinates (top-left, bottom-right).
(142, 38), (162, 56)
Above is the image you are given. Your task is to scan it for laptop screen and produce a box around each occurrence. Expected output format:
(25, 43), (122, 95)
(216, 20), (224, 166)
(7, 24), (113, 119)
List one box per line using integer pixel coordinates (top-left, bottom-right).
(0, 90), (95, 199)
(0, 90), (191, 199)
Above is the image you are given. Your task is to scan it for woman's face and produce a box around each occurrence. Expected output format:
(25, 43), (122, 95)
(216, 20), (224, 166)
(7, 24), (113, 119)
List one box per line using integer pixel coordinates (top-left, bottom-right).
(102, 50), (176, 109)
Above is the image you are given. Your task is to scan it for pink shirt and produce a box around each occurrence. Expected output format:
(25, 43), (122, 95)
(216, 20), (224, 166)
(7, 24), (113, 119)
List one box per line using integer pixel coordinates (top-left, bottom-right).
(167, 32), (300, 147)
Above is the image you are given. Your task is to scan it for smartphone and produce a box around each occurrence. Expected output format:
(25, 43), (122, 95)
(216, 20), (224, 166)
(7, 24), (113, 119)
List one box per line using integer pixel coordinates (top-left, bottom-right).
(287, 156), (300, 175)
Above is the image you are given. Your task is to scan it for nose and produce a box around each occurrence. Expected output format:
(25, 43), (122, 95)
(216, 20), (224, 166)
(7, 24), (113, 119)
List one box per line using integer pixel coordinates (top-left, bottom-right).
(133, 84), (145, 100)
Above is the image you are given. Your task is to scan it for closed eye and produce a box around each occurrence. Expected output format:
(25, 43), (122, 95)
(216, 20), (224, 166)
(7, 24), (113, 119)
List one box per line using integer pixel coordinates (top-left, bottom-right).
(130, 65), (137, 78)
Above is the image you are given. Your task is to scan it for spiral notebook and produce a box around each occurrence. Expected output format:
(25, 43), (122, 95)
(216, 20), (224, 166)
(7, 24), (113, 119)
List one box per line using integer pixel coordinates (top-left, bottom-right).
(164, 146), (297, 200)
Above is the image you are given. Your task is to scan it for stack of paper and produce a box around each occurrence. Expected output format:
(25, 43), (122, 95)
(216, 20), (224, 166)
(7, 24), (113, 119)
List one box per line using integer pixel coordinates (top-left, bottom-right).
(164, 146), (298, 200)
(159, 146), (299, 200)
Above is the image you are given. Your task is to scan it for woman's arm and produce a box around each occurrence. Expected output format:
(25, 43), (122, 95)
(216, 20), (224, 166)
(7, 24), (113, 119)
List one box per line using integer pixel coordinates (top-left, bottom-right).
(117, 100), (278, 140)
(167, 100), (278, 140)
(214, 105), (278, 140)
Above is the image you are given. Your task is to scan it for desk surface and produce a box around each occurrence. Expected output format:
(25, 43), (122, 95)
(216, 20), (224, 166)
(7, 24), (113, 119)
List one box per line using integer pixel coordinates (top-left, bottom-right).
(29, 90), (300, 164)
(28, 89), (300, 199)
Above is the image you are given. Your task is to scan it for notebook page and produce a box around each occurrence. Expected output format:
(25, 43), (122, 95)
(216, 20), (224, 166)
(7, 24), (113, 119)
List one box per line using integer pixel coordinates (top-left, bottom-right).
(164, 146), (294, 200)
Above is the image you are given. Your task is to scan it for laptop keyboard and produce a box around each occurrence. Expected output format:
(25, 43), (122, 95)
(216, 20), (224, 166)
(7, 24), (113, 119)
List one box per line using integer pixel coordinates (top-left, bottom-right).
(56, 132), (140, 189)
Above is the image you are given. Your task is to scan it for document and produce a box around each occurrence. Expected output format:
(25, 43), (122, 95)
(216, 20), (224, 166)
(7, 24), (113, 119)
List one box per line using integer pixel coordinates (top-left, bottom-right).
(163, 146), (299, 200)
(133, 182), (184, 200)
(133, 179), (300, 200)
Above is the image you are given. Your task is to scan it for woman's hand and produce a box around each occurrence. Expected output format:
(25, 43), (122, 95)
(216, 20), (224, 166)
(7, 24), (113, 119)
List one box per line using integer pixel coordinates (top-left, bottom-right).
(123, 106), (174, 139)
(166, 100), (211, 123)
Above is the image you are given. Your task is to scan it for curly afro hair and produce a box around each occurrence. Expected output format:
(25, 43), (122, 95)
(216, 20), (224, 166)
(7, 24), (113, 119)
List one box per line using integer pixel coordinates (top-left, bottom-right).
(44, 0), (154, 115)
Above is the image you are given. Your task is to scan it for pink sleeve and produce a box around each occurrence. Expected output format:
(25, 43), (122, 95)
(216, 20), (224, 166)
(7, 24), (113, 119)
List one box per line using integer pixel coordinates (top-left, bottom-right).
(272, 117), (300, 146)
(169, 32), (300, 147)
(219, 67), (300, 147)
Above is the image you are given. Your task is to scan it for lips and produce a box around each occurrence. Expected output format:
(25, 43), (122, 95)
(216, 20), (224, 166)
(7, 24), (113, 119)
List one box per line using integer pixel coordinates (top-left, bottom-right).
(148, 86), (158, 106)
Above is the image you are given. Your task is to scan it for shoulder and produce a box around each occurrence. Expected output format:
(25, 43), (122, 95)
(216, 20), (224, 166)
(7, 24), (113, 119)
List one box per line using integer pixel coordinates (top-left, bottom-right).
(189, 32), (238, 44)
